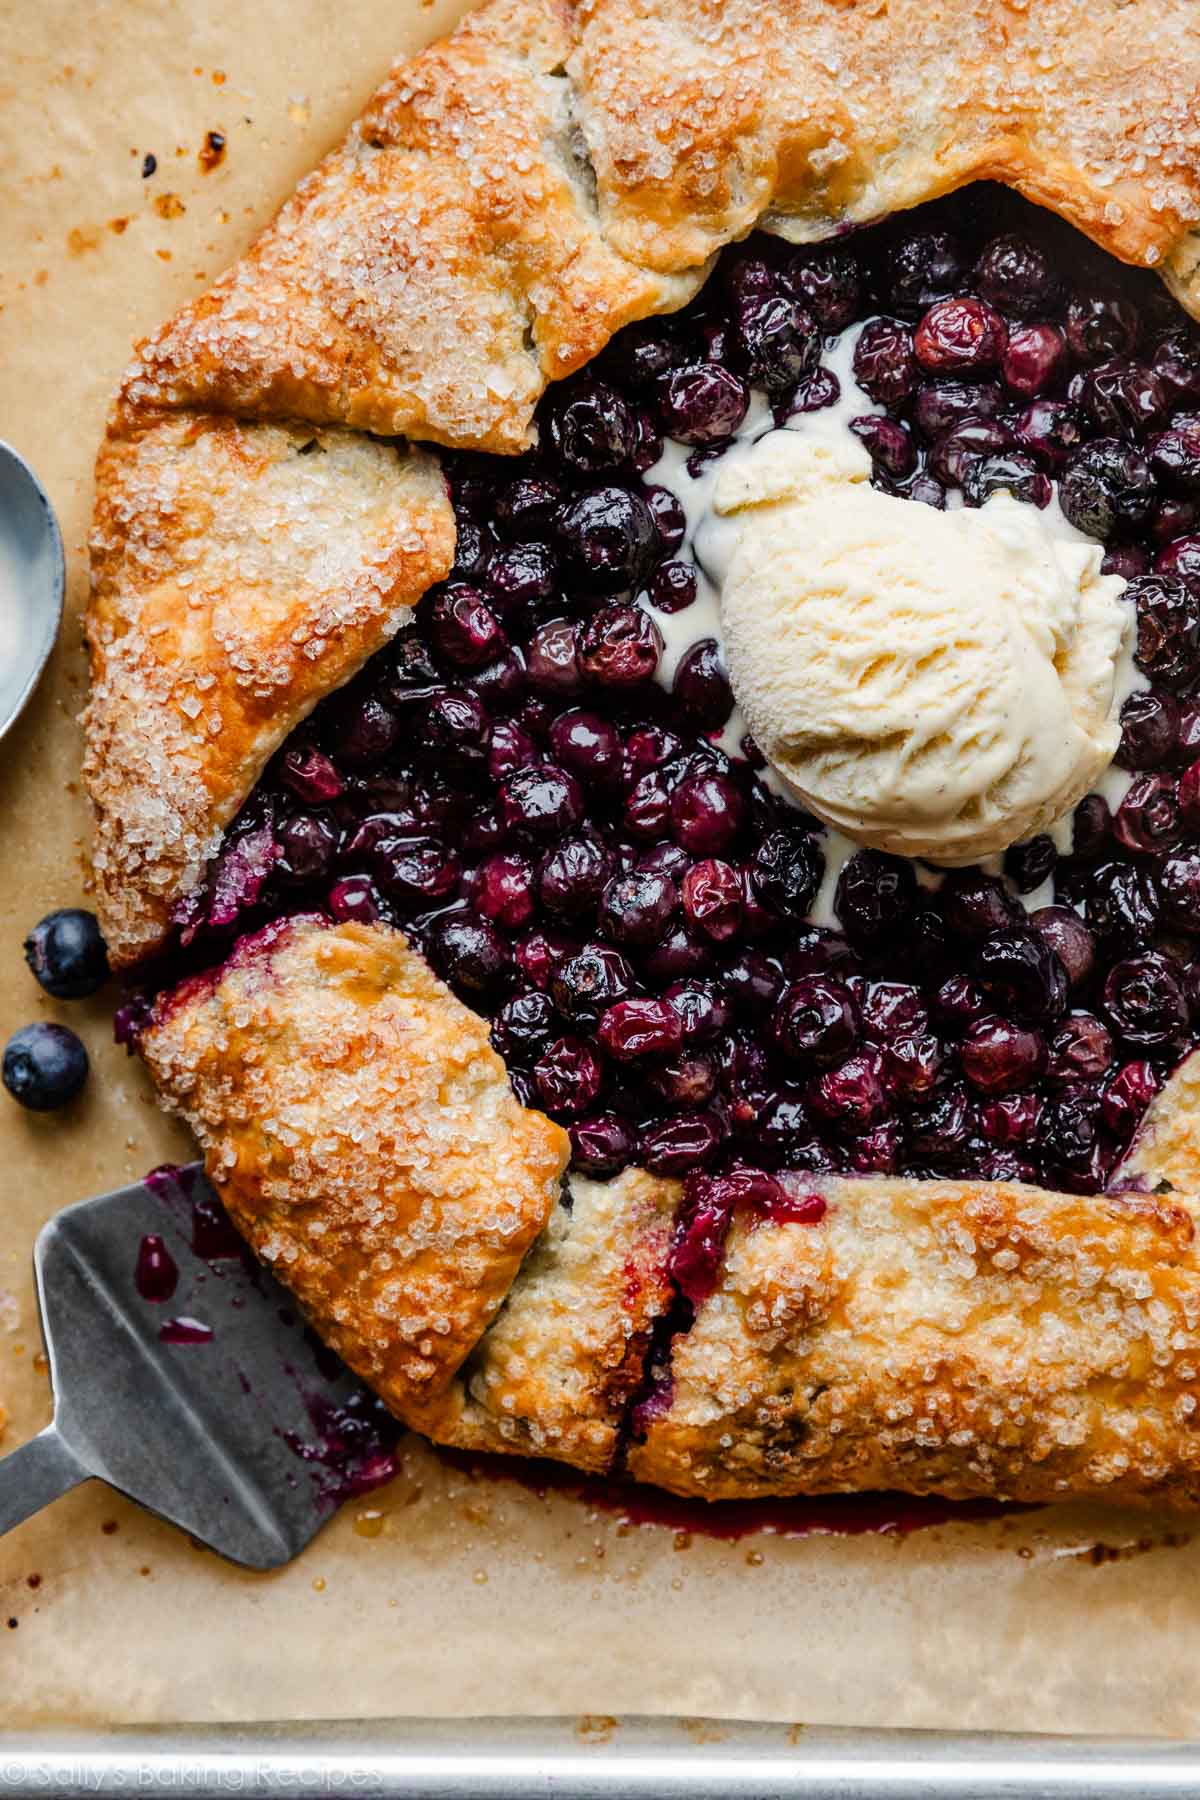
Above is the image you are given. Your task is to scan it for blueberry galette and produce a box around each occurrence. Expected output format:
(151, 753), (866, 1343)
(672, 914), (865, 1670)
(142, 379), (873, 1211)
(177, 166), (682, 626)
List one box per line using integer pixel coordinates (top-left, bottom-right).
(87, 0), (1200, 1505)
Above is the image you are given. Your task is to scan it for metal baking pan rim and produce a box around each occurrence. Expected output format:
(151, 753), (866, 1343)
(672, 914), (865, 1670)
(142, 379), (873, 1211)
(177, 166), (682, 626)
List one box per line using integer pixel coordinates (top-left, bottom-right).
(3, 1717), (1200, 1798)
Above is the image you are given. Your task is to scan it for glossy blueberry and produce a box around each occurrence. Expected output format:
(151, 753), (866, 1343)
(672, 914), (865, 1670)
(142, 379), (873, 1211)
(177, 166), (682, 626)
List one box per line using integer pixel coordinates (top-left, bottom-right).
(649, 560), (698, 614)
(538, 834), (612, 919)
(3, 1023), (88, 1111)
(1065, 292), (1139, 362)
(731, 291), (819, 395)
(1159, 849), (1200, 932)
(1001, 323), (1067, 399)
(569, 1111), (637, 1177)
(427, 584), (504, 669)
(787, 244), (864, 330)
(849, 415), (915, 478)
(961, 451), (1050, 509)
(1116, 689), (1181, 770)
(1045, 1011), (1113, 1086)
(771, 976), (859, 1067)
(959, 1015), (1046, 1096)
(663, 977), (729, 1044)
(748, 827), (821, 920)
(914, 380), (1003, 438)
(672, 639), (734, 728)
(680, 859), (743, 943)
(1130, 574), (1200, 689)
(423, 689), (492, 763)
(928, 417), (1012, 488)
(975, 234), (1057, 317)
(1012, 399), (1085, 468)
(670, 771), (745, 856)
(526, 619), (583, 701)
(557, 487), (658, 594)
(472, 853), (535, 929)
(328, 691), (400, 769)
(578, 603), (663, 687)
(278, 745), (343, 807)
(490, 989), (557, 1063)
(1028, 906), (1096, 989)
(1103, 951), (1188, 1049)
(914, 297), (1007, 375)
(326, 874), (381, 926)
(493, 474), (562, 543)
(1113, 773), (1182, 857)
(485, 541), (558, 616)
(1003, 835), (1057, 895)
(548, 709), (622, 790)
(598, 869), (678, 947)
(1058, 439), (1156, 541)
(655, 362), (749, 445)
(834, 850), (917, 949)
(24, 909), (109, 999)
(598, 997), (684, 1061)
(852, 318), (918, 406)
(551, 942), (635, 1025)
(542, 379), (636, 473)
(1084, 860), (1160, 950)
(1074, 359), (1169, 438)
(885, 230), (967, 318)
(640, 1111), (721, 1176)
(644, 485), (687, 555)
(533, 1036), (603, 1117)
(975, 929), (1068, 1023)
(498, 763), (584, 841)
(276, 812), (337, 885)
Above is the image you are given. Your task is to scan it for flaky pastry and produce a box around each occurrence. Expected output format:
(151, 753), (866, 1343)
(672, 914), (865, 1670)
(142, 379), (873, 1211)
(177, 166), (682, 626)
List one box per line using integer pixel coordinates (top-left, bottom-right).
(87, 0), (1200, 1509)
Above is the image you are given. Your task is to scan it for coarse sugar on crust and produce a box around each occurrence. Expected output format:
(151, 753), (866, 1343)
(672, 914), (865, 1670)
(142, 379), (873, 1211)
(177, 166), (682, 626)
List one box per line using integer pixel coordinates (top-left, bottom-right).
(115, 0), (706, 456)
(86, 0), (1200, 1511)
(84, 412), (454, 968)
(140, 917), (570, 1422)
(426, 1165), (678, 1468)
(628, 1172), (1200, 1507)
(113, 0), (1200, 457)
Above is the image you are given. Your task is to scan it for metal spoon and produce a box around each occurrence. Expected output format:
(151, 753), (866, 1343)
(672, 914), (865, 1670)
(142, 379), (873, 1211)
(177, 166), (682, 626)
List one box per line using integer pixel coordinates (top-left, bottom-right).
(0, 440), (65, 741)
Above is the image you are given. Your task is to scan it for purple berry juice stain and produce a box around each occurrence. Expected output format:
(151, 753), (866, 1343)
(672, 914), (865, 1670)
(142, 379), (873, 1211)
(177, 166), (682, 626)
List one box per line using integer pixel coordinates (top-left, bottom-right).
(135, 1233), (179, 1303)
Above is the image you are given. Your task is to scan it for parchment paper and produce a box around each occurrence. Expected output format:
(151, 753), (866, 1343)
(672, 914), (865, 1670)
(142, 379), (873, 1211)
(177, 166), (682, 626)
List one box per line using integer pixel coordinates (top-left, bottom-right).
(4, 0), (1200, 1738)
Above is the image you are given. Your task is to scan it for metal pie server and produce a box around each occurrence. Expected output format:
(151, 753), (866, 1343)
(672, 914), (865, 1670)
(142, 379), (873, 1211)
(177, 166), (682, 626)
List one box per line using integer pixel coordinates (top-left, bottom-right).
(0, 1165), (401, 1569)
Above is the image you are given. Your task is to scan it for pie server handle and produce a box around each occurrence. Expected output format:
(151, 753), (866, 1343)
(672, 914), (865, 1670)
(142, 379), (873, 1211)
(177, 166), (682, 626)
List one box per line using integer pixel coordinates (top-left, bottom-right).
(0, 1422), (91, 1536)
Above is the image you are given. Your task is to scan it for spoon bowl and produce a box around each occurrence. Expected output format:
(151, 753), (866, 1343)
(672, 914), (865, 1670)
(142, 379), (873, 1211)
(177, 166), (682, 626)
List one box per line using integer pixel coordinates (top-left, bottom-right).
(0, 440), (65, 741)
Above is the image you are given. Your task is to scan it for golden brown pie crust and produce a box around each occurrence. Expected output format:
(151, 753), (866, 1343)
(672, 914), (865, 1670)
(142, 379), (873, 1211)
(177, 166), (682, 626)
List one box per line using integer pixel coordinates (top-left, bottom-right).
(89, 0), (1200, 1508)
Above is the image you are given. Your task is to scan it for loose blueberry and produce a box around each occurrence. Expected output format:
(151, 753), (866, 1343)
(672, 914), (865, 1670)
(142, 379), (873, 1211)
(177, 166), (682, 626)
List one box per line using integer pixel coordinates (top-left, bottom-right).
(3, 1022), (88, 1111)
(24, 909), (109, 999)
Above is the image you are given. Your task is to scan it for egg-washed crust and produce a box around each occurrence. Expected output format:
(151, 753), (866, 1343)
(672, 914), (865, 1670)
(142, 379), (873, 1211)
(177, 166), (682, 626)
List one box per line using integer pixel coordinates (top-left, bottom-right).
(138, 910), (1200, 1508)
(94, 0), (1200, 1509)
(114, 0), (706, 457)
(628, 1173), (1200, 1507)
(426, 1165), (678, 1469)
(140, 917), (570, 1424)
(84, 413), (454, 969)
(113, 0), (1200, 459)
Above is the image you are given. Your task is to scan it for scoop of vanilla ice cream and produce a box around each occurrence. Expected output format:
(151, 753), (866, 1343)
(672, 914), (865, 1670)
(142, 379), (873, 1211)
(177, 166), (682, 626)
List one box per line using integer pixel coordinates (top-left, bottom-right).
(710, 428), (1132, 866)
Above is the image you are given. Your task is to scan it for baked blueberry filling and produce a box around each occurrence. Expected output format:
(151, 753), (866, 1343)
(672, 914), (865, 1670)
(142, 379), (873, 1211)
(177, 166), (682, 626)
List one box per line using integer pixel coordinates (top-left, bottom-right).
(152, 186), (1200, 1199)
